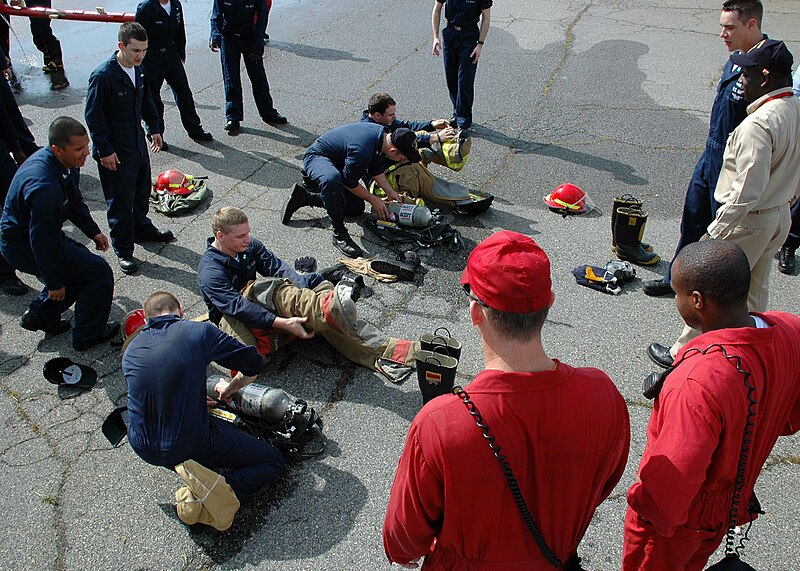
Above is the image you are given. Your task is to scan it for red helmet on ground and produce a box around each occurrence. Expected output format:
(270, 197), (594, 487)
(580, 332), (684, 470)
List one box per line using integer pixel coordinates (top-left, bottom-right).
(543, 183), (587, 213)
(123, 309), (146, 340)
(155, 169), (195, 196)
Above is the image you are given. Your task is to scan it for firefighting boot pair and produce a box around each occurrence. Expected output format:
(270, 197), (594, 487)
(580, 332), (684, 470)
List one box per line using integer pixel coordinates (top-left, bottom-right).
(416, 328), (462, 406)
(611, 194), (653, 254)
(41, 39), (69, 90)
(612, 203), (660, 266)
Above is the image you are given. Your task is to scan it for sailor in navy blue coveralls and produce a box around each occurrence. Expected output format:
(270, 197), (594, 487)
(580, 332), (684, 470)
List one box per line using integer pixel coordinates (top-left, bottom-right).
(778, 74), (800, 273)
(0, 143), (115, 348)
(0, 47), (39, 157)
(210, 0), (285, 131)
(302, 122), (391, 256)
(0, 65), (31, 295)
(85, 27), (172, 273)
(123, 312), (283, 502)
(136, 0), (211, 142)
(432, 0), (492, 130)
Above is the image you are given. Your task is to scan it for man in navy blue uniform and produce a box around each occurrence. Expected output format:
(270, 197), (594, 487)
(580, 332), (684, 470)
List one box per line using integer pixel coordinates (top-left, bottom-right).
(123, 291), (282, 518)
(778, 69), (800, 275)
(643, 0), (766, 297)
(360, 92), (456, 149)
(209, 0), (286, 134)
(431, 0), (492, 132)
(86, 22), (174, 276)
(283, 122), (422, 258)
(0, 46), (40, 158)
(0, 54), (34, 296)
(0, 117), (119, 350)
(136, 0), (213, 147)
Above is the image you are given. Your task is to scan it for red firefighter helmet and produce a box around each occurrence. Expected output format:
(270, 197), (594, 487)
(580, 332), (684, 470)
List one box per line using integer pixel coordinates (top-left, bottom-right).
(155, 169), (196, 196)
(123, 309), (146, 340)
(543, 183), (587, 213)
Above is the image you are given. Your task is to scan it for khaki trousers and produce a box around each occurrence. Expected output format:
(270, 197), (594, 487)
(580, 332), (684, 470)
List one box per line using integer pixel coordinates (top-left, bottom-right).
(671, 204), (790, 356)
(221, 280), (417, 381)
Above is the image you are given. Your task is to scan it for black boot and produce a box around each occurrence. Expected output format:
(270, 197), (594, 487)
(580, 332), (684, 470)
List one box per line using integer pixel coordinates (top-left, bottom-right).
(331, 226), (364, 258)
(614, 206), (660, 265)
(43, 38), (69, 90)
(778, 242), (797, 274)
(282, 183), (323, 224)
(611, 194), (652, 253)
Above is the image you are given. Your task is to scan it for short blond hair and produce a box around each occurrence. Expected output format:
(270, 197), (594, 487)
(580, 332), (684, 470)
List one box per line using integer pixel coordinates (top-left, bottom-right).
(211, 206), (248, 235)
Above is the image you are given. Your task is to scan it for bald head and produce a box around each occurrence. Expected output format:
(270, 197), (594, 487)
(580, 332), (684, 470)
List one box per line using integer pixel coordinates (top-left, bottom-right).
(673, 241), (750, 308)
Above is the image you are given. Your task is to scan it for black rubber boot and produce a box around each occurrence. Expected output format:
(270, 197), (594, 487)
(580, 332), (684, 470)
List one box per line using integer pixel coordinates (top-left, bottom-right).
(611, 194), (652, 253)
(614, 206), (660, 265)
(282, 183), (323, 224)
(331, 226), (363, 258)
(778, 242), (797, 275)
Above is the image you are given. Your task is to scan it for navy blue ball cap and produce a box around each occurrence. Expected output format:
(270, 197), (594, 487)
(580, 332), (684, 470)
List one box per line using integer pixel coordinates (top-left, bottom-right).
(43, 357), (98, 389)
(730, 39), (794, 76)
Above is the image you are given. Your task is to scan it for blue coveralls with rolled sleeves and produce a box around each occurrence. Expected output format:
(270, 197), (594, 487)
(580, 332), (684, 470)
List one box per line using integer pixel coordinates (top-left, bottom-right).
(437, 0), (492, 130)
(136, 0), (206, 138)
(663, 57), (749, 285)
(85, 53), (162, 258)
(303, 122), (387, 231)
(0, 148), (114, 344)
(210, 0), (278, 122)
(785, 70), (800, 251)
(123, 315), (283, 502)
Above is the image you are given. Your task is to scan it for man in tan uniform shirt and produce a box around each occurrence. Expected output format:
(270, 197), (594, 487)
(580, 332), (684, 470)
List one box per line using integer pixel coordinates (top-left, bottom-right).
(649, 39), (800, 367)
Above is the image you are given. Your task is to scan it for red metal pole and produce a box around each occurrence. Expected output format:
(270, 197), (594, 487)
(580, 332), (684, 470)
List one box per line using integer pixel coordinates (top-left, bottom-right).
(0, 3), (134, 22)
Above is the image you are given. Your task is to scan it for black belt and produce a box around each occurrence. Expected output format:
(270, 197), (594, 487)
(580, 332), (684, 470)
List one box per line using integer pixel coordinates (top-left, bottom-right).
(447, 23), (476, 31)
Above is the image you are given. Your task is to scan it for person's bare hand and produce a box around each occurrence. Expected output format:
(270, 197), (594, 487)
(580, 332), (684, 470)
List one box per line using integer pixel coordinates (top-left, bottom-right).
(370, 196), (390, 220)
(48, 287), (66, 301)
(209, 41), (220, 52)
(214, 379), (231, 401)
(150, 134), (163, 153)
(100, 153), (120, 171)
(470, 44), (482, 63)
(437, 126), (456, 142)
(92, 233), (110, 252)
(275, 316), (314, 339)
(2, 68), (11, 81)
(431, 119), (450, 129)
(432, 37), (441, 56)
(385, 189), (402, 203)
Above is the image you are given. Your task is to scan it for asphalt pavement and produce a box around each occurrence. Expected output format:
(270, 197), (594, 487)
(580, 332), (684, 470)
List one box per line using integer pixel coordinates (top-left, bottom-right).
(0, 0), (798, 569)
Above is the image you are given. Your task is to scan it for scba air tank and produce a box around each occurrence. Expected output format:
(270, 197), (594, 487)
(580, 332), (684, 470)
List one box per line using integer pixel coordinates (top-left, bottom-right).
(206, 375), (292, 422)
(374, 202), (432, 227)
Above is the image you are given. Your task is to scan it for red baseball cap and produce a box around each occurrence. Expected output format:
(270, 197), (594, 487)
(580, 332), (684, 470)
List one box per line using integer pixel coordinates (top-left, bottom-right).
(461, 231), (554, 313)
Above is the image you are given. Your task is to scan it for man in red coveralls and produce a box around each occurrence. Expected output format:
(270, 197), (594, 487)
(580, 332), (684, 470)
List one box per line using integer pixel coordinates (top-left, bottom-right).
(623, 240), (800, 570)
(383, 230), (630, 569)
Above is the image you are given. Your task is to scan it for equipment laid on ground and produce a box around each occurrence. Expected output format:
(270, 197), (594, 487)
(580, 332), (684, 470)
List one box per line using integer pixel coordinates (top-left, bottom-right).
(544, 183), (588, 215)
(611, 195), (660, 265)
(416, 328), (462, 405)
(371, 202), (432, 228)
(572, 260), (636, 295)
(364, 216), (463, 255)
(205, 376), (324, 460)
(150, 170), (211, 216)
(101, 378), (324, 460)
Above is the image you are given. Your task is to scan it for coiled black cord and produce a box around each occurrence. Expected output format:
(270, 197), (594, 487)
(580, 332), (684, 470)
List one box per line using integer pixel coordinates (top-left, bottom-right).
(452, 385), (563, 568)
(674, 344), (757, 558)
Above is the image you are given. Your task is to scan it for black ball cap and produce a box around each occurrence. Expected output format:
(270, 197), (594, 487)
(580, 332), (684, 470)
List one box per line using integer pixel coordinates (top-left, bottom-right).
(731, 39), (794, 77)
(43, 357), (98, 389)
